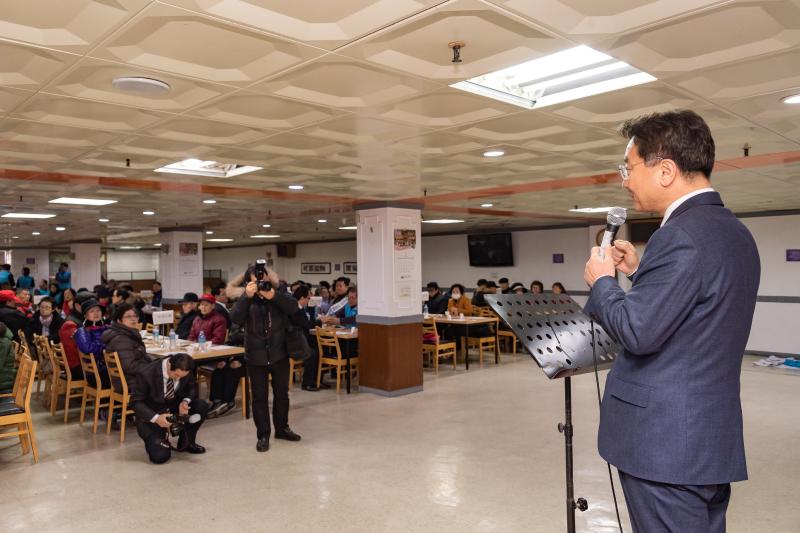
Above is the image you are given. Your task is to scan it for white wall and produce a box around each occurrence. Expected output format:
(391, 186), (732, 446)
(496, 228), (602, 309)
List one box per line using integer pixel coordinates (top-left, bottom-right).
(105, 250), (159, 277)
(282, 241), (357, 285)
(8, 249), (50, 284)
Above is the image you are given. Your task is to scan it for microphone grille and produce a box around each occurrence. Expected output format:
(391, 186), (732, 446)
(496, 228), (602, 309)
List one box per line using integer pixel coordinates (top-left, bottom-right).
(606, 206), (627, 226)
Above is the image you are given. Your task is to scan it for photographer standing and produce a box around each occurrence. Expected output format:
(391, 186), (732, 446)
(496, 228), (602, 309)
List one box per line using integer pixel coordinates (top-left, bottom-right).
(231, 265), (302, 452)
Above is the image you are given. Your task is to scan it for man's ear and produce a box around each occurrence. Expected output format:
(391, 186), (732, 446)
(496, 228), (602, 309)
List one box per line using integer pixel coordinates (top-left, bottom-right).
(658, 158), (679, 188)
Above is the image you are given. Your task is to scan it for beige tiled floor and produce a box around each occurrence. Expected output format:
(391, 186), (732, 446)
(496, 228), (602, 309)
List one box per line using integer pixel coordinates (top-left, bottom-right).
(1, 355), (798, 533)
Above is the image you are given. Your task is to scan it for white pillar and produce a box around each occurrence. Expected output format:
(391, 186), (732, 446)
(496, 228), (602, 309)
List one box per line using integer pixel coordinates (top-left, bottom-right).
(70, 242), (101, 290)
(158, 230), (203, 300)
(9, 249), (50, 285)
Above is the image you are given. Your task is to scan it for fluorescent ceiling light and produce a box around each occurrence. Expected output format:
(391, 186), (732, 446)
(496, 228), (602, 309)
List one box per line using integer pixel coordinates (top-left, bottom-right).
(569, 206), (614, 213)
(288, 185), (304, 190)
(120, 245), (141, 249)
(317, 219), (327, 223)
(202, 199), (217, 204)
(262, 224), (271, 228)
(55, 226), (66, 231)
(153, 243), (162, 246)
(206, 238), (233, 242)
(49, 197), (117, 206)
(205, 230), (214, 235)
(422, 219), (464, 224)
(250, 235), (280, 239)
(339, 226), (357, 230)
(483, 150), (504, 157)
(2, 213), (56, 219)
(155, 158), (262, 178)
(98, 218), (109, 223)
(783, 94), (800, 104)
(480, 203), (494, 208)
(451, 45), (656, 109)
(142, 211), (155, 216)
(12, 236), (19, 239)
(31, 232), (41, 236)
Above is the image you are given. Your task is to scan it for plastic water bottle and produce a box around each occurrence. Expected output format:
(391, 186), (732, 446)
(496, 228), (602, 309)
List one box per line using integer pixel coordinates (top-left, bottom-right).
(423, 304), (429, 318)
(153, 328), (160, 344)
(169, 329), (177, 350)
(198, 330), (206, 352)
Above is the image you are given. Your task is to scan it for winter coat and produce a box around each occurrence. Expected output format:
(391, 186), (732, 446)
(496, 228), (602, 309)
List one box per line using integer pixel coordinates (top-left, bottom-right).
(58, 313), (83, 369)
(0, 306), (30, 342)
(101, 322), (151, 386)
(230, 291), (297, 366)
(175, 310), (199, 340)
(188, 309), (228, 345)
(75, 322), (109, 375)
(0, 326), (16, 393)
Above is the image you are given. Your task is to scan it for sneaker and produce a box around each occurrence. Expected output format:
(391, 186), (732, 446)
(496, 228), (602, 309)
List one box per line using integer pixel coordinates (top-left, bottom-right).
(275, 427), (301, 442)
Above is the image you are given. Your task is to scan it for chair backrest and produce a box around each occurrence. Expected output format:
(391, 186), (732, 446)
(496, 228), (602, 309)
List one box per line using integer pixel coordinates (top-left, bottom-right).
(12, 357), (37, 410)
(315, 328), (342, 359)
(422, 320), (440, 336)
(12, 340), (20, 366)
(78, 351), (103, 390)
(104, 351), (129, 397)
(50, 341), (69, 372)
(145, 323), (154, 333)
(18, 329), (32, 355)
(33, 335), (53, 373)
(474, 306), (494, 318)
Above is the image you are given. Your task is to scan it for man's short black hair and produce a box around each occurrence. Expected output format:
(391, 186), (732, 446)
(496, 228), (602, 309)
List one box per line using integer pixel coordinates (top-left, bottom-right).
(318, 281), (331, 289)
(335, 276), (350, 286)
(498, 277), (509, 284)
(347, 286), (358, 295)
(621, 110), (715, 179)
(293, 285), (310, 300)
(168, 353), (195, 372)
(476, 279), (487, 287)
(22, 267), (30, 275)
(426, 281), (439, 290)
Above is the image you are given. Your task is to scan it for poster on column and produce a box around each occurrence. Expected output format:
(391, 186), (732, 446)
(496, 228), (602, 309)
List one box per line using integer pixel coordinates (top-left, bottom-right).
(393, 226), (418, 309)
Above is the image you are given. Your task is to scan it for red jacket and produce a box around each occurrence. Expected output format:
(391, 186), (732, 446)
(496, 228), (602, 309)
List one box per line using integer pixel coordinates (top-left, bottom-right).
(188, 310), (228, 345)
(59, 319), (81, 369)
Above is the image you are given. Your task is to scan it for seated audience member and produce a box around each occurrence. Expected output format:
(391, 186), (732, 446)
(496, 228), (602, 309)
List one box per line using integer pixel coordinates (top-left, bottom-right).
(290, 285), (323, 392)
(447, 284), (473, 317)
(95, 287), (111, 314)
(425, 282), (449, 315)
(0, 323), (15, 394)
(316, 285), (332, 315)
(58, 297), (86, 379)
(75, 299), (110, 388)
(188, 294), (228, 345)
(321, 286), (358, 327)
(0, 290), (29, 342)
(325, 277), (350, 316)
(530, 280), (544, 294)
(510, 282), (527, 294)
(34, 279), (49, 296)
(16, 267), (35, 290)
(107, 288), (131, 322)
(471, 279), (489, 306)
(0, 264), (13, 288)
(101, 303), (151, 384)
(61, 288), (77, 317)
(175, 292), (200, 340)
(151, 281), (163, 308)
(16, 288), (33, 317)
(498, 277), (511, 294)
(132, 353), (208, 464)
(48, 282), (61, 304)
(27, 297), (64, 344)
(552, 282), (567, 294)
(210, 284), (232, 328)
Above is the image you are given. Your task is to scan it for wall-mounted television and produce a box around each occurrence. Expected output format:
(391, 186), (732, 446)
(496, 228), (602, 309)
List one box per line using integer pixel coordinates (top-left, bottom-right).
(467, 233), (514, 267)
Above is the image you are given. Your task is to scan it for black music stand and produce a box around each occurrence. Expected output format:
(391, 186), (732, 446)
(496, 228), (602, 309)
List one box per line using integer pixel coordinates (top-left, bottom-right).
(485, 292), (619, 533)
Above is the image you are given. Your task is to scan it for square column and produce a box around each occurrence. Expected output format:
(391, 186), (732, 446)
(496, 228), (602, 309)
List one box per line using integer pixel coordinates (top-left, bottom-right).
(70, 242), (101, 290)
(356, 204), (423, 396)
(159, 230), (203, 300)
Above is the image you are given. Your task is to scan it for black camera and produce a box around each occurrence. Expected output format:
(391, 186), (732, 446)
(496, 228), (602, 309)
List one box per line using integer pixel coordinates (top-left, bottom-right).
(166, 414), (188, 437)
(254, 259), (272, 291)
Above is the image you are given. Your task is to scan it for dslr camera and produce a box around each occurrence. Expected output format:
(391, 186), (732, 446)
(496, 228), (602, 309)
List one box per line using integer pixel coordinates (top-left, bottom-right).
(166, 414), (188, 437)
(254, 259), (272, 291)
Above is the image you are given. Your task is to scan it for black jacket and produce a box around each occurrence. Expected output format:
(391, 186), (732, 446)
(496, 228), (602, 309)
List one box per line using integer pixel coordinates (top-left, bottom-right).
(426, 292), (449, 315)
(175, 310), (199, 340)
(101, 322), (151, 384)
(132, 358), (198, 423)
(230, 291), (297, 366)
(26, 311), (65, 344)
(0, 306), (30, 342)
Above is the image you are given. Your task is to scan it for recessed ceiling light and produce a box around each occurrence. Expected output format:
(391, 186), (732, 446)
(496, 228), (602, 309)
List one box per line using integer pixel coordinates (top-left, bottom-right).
(483, 150), (504, 157)
(155, 158), (262, 178)
(49, 197), (118, 206)
(339, 226), (357, 230)
(261, 224), (271, 228)
(31, 231), (40, 236)
(422, 219), (464, 224)
(782, 94), (800, 104)
(206, 238), (233, 242)
(205, 230), (214, 235)
(2, 213), (56, 219)
(250, 235), (281, 239)
(98, 218), (109, 223)
(120, 245), (142, 250)
(202, 199), (217, 204)
(569, 206), (614, 213)
(11, 236), (19, 239)
(317, 219), (327, 223)
(142, 210), (155, 216)
(480, 203), (494, 208)
(288, 185), (304, 190)
(55, 226), (66, 231)
(451, 45), (656, 109)
(111, 76), (171, 95)
(153, 243), (162, 246)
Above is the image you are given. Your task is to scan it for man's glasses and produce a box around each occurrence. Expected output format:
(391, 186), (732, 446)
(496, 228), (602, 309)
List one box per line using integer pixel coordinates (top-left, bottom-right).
(618, 157), (662, 181)
(122, 314), (138, 321)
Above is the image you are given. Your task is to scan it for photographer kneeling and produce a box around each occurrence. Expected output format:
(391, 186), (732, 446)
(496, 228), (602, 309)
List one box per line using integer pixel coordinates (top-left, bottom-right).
(231, 262), (301, 452)
(132, 353), (208, 464)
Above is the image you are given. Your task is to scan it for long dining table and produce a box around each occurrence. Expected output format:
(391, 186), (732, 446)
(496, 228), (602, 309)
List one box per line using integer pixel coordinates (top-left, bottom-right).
(310, 327), (358, 393)
(425, 315), (499, 370)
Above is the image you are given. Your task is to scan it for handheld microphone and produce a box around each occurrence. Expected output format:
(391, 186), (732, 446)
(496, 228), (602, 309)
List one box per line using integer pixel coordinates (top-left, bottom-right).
(598, 207), (627, 259)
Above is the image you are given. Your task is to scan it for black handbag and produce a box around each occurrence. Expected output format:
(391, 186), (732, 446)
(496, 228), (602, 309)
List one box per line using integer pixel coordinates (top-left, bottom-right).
(286, 325), (312, 362)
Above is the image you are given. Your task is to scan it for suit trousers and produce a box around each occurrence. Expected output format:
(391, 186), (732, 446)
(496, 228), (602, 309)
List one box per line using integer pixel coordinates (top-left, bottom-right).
(210, 357), (244, 403)
(249, 358), (289, 440)
(619, 470), (731, 533)
(136, 400), (209, 464)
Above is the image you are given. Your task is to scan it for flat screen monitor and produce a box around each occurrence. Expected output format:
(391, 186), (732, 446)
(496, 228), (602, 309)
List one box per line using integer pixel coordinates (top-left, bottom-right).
(467, 233), (514, 267)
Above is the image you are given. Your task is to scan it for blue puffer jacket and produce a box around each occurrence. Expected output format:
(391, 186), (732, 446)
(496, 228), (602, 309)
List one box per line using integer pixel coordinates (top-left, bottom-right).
(75, 322), (109, 375)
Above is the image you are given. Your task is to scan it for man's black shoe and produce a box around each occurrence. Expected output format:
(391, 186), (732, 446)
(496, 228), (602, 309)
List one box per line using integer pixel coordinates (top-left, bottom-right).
(275, 427), (301, 442)
(302, 385), (319, 392)
(216, 401), (235, 417)
(256, 437), (270, 452)
(186, 443), (205, 454)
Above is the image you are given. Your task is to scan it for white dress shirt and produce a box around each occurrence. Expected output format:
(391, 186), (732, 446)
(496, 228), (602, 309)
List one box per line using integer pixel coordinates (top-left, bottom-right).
(661, 188), (715, 227)
(149, 358), (191, 423)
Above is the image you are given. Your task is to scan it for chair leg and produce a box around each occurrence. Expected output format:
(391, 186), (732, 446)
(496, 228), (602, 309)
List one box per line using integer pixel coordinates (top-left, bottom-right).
(92, 395), (101, 434)
(79, 390), (88, 426)
(50, 382), (58, 416)
(336, 364), (341, 393)
(18, 422), (29, 454)
(107, 396), (115, 435)
(27, 416), (39, 464)
(120, 399), (128, 443)
(316, 358), (323, 388)
(433, 351), (438, 375)
(240, 376), (246, 419)
(65, 388), (73, 423)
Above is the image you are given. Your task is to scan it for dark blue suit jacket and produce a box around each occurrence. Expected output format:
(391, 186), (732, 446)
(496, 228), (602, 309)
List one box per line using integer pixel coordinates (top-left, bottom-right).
(585, 191), (760, 485)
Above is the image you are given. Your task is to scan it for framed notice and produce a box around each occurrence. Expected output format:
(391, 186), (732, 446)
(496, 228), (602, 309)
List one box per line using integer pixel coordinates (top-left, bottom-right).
(343, 261), (357, 275)
(301, 262), (331, 275)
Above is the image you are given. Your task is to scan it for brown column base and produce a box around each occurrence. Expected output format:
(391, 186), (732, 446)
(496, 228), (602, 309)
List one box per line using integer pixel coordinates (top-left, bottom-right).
(358, 321), (422, 395)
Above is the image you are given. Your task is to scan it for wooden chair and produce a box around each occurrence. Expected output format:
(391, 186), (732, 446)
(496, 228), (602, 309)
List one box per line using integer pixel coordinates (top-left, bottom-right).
(289, 359), (302, 390)
(145, 323), (155, 333)
(0, 356), (39, 463)
(34, 335), (58, 408)
(464, 318), (500, 366)
(104, 351), (135, 443)
(21, 331), (45, 398)
(422, 320), (457, 374)
(50, 342), (86, 423)
(11, 340), (20, 367)
(78, 351), (112, 433)
(315, 328), (358, 393)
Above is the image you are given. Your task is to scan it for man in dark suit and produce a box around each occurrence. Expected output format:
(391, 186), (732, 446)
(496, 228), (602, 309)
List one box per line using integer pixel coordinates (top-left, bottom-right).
(583, 110), (760, 533)
(132, 353), (209, 464)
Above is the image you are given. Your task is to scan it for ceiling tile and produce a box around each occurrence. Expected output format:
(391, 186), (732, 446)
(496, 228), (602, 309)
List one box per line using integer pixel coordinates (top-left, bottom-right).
(141, 116), (273, 145)
(0, 41), (79, 90)
(0, 87), (34, 114)
(192, 91), (342, 130)
(9, 94), (167, 131)
(297, 115), (425, 145)
(0, 119), (118, 149)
